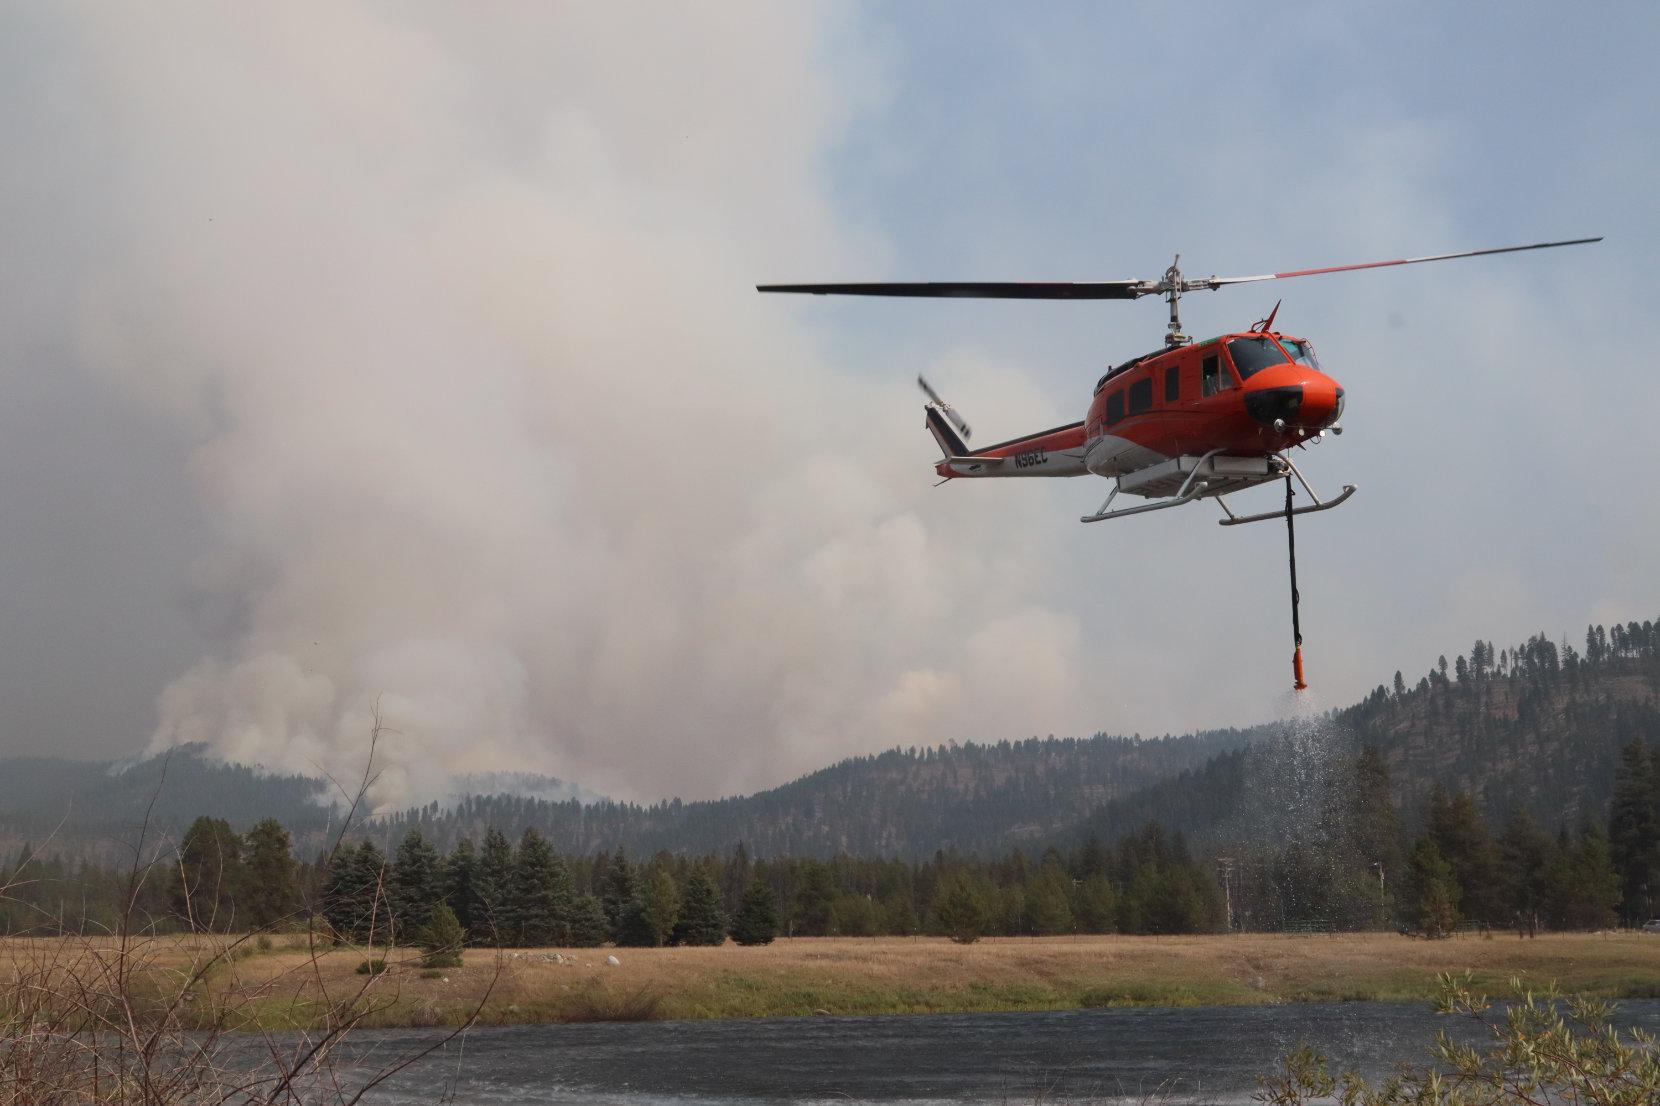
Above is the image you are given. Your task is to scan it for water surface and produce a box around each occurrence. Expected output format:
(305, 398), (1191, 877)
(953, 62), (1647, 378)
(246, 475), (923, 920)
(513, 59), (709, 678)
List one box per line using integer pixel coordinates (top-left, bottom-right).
(277, 999), (1660, 1104)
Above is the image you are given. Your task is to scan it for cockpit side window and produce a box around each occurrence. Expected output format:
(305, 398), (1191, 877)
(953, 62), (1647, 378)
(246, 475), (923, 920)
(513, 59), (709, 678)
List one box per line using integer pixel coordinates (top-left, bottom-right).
(1201, 353), (1227, 396)
(1227, 336), (1290, 378)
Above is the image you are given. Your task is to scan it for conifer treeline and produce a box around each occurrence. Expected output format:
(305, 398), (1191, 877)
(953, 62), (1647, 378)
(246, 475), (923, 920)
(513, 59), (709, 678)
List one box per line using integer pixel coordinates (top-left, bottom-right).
(6, 734), (1658, 941)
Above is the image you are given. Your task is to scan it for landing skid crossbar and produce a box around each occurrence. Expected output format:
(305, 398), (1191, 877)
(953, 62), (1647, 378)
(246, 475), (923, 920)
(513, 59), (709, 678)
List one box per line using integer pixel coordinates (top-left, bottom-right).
(1079, 452), (1355, 526)
(1215, 457), (1355, 527)
(1079, 450), (1221, 523)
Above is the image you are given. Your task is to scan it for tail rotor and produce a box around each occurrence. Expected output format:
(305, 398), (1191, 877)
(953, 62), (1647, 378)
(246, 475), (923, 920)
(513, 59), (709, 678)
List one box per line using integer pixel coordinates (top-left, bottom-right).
(918, 375), (971, 441)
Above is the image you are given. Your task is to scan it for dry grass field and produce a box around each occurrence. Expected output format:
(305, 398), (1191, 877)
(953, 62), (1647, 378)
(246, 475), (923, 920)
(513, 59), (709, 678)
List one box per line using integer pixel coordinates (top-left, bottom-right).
(6, 931), (1656, 1029)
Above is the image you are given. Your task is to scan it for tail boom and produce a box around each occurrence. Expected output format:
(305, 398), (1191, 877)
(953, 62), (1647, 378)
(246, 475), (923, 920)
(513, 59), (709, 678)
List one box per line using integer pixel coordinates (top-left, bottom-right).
(930, 419), (1089, 479)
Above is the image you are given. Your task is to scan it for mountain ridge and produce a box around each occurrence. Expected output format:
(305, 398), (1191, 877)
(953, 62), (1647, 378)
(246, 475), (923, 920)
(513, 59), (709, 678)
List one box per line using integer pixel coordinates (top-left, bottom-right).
(4, 617), (1654, 862)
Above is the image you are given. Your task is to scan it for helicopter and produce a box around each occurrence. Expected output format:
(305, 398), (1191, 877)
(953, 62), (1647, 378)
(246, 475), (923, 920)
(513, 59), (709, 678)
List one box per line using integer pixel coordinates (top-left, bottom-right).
(759, 236), (1600, 690)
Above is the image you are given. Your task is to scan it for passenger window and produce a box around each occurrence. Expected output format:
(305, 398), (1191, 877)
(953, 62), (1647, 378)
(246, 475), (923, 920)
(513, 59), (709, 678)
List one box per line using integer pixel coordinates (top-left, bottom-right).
(1165, 365), (1180, 402)
(1201, 354), (1227, 396)
(1106, 391), (1125, 425)
(1128, 378), (1152, 415)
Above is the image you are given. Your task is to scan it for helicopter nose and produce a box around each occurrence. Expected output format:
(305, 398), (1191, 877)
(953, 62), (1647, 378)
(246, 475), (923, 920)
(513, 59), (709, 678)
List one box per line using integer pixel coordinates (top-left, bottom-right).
(1301, 378), (1343, 429)
(1243, 384), (1304, 428)
(1244, 377), (1343, 432)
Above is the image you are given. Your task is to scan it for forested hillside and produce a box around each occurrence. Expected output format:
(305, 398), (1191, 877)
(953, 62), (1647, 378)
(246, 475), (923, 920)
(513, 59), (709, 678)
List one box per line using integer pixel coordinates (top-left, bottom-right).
(1070, 620), (1660, 848)
(0, 747), (333, 858)
(5, 618), (1653, 868)
(380, 729), (1262, 860)
(1344, 626), (1660, 827)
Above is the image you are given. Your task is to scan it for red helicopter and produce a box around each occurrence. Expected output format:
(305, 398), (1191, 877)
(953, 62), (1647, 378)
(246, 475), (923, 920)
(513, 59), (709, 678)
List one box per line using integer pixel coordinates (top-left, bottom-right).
(760, 237), (1600, 690)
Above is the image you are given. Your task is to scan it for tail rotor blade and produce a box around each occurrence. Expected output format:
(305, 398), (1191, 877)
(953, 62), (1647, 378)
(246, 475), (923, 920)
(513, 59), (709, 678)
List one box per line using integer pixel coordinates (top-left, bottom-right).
(918, 375), (971, 441)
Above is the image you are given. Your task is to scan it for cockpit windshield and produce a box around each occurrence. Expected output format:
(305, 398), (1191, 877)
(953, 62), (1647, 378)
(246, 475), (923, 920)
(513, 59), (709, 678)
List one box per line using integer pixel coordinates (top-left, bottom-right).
(1226, 336), (1289, 379)
(1278, 338), (1321, 370)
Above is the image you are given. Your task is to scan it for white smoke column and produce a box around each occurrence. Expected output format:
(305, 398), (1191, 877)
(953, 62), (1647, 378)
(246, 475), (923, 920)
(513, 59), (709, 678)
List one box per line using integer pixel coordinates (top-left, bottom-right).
(57, 5), (1098, 806)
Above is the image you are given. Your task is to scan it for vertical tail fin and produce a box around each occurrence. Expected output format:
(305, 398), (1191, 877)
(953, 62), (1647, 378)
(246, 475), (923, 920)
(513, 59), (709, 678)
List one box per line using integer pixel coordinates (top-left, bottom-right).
(925, 404), (969, 458)
(919, 375), (971, 459)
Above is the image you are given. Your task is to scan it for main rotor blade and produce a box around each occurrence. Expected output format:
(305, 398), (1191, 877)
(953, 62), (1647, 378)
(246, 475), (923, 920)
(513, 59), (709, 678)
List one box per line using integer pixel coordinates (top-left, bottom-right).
(1203, 237), (1602, 289)
(757, 281), (1148, 300)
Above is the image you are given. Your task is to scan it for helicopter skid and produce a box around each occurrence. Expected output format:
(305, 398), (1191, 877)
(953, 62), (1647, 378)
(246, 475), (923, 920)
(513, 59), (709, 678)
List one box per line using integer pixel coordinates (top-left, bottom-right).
(1216, 481), (1356, 526)
(1081, 452), (1355, 525)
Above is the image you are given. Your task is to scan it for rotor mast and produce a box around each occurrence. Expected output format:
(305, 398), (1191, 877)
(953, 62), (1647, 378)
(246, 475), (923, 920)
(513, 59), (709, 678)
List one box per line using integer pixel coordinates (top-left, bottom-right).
(1162, 255), (1189, 347)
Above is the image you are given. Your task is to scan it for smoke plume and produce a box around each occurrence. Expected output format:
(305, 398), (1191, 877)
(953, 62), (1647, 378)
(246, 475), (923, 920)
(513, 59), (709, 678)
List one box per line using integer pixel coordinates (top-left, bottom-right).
(31, 5), (1095, 805)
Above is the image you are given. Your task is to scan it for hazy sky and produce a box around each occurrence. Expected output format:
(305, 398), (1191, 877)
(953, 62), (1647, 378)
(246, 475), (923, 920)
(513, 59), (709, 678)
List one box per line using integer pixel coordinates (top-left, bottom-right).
(0, 2), (1655, 806)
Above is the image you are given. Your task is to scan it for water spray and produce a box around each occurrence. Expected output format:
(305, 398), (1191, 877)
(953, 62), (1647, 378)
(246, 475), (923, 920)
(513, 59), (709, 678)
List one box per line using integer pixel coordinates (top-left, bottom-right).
(1284, 476), (1307, 691)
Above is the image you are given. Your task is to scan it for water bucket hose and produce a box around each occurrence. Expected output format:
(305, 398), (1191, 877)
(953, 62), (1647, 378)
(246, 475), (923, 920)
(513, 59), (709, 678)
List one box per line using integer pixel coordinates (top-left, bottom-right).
(1285, 476), (1308, 691)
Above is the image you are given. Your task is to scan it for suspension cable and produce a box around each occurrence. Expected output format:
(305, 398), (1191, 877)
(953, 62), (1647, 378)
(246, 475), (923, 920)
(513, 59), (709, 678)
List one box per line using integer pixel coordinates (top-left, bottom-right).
(1285, 476), (1307, 691)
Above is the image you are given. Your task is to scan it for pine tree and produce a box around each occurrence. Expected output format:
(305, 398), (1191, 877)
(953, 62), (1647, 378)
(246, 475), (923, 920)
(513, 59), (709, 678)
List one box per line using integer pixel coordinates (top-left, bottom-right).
(321, 841), (389, 943)
(1568, 822), (1622, 930)
(349, 841), (391, 942)
(242, 818), (298, 931)
(473, 827), (514, 944)
(722, 842), (752, 917)
(1498, 811), (1550, 935)
(731, 878), (780, 945)
(1540, 826), (1580, 930)
(442, 838), (479, 938)
(791, 860), (835, 936)
(1346, 747), (1405, 926)
(614, 899), (660, 947)
(600, 849), (636, 933)
(320, 847), (360, 941)
(1072, 874), (1116, 933)
(418, 902), (465, 969)
(388, 829), (441, 942)
(1428, 787), (1503, 925)
(506, 828), (572, 946)
(1405, 836), (1460, 938)
(879, 891), (920, 936)
(1024, 864), (1074, 935)
(933, 875), (986, 944)
(1075, 836), (1109, 879)
(1350, 748), (1405, 873)
(672, 869), (728, 946)
(172, 816), (245, 931)
(567, 894), (610, 947)
(831, 893), (879, 936)
(1608, 739), (1660, 924)
(642, 865), (681, 946)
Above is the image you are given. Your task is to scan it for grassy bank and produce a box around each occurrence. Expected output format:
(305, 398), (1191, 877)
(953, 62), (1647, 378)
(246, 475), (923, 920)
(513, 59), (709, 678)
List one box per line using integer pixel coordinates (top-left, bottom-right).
(6, 932), (1657, 1030)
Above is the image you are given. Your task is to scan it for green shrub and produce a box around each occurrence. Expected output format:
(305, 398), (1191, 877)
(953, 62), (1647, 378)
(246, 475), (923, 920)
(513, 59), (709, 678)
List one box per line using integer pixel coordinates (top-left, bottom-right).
(307, 915), (337, 948)
(418, 903), (465, 969)
(561, 981), (664, 1023)
(354, 958), (388, 976)
(1257, 973), (1660, 1104)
